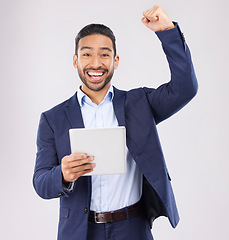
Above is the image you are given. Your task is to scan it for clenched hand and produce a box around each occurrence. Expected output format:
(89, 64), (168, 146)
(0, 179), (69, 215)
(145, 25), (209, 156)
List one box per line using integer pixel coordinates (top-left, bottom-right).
(142, 5), (174, 32)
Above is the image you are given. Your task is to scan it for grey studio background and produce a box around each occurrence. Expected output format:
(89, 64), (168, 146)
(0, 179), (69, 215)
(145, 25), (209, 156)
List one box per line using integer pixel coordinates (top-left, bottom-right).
(1, 0), (228, 239)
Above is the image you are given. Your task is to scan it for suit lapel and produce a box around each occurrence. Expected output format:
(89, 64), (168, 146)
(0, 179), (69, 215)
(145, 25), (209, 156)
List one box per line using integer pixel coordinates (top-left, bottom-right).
(64, 93), (91, 191)
(64, 88), (126, 128)
(64, 92), (85, 129)
(113, 87), (126, 126)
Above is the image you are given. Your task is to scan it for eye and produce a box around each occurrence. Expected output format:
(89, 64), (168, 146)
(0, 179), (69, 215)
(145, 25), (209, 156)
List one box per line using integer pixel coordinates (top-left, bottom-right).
(83, 53), (91, 57)
(101, 54), (109, 57)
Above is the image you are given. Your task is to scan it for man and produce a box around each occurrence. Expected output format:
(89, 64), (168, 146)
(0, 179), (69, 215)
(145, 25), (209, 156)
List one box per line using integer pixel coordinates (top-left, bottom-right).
(33, 5), (198, 240)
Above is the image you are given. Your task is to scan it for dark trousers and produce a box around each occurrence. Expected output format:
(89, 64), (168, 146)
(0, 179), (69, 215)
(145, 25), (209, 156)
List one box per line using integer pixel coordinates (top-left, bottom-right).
(87, 216), (154, 240)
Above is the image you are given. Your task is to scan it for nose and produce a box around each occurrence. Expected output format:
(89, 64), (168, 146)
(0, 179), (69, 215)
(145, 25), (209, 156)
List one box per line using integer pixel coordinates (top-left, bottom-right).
(91, 55), (102, 68)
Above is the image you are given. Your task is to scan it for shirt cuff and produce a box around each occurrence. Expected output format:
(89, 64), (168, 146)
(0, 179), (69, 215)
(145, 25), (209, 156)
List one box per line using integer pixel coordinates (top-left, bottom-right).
(62, 182), (75, 192)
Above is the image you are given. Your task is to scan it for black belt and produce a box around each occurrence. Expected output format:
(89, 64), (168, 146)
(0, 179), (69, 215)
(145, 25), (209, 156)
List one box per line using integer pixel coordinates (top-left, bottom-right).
(88, 201), (144, 223)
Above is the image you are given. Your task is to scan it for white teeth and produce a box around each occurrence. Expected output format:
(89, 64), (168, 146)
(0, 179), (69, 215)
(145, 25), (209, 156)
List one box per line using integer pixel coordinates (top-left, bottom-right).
(88, 72), (103, 76)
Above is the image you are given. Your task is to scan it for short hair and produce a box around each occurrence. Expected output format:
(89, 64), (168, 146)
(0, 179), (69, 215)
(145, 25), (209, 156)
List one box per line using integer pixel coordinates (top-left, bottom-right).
(75, 23), (117, 56)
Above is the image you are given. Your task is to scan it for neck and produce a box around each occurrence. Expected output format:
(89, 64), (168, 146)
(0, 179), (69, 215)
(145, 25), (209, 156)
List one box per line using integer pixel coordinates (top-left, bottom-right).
(81, 84), (111, 105)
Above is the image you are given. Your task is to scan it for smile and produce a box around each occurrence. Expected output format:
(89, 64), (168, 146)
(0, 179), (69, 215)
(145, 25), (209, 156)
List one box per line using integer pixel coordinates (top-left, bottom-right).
(86, 70), (106, 81)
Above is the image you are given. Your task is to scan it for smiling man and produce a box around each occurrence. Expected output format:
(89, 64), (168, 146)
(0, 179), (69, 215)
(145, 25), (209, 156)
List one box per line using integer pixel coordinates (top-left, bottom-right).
(33, 5), (198, 240)
(73, 33), (119, 104)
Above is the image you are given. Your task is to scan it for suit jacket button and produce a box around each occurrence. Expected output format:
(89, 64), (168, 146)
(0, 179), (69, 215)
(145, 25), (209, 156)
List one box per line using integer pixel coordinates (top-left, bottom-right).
(84, 208), (88, 213)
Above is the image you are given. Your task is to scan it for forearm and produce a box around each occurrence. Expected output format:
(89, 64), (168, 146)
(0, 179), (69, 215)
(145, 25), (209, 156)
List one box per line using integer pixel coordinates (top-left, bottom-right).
(33, 113), (70, 199)
(156, 22), (198, 97)
(33, 164), (69, 199)
(145, 23), (198, 124)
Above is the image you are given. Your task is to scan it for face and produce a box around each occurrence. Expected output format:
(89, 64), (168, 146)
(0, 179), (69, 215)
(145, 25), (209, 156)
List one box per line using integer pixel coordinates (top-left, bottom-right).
(73, 34), (119, 93)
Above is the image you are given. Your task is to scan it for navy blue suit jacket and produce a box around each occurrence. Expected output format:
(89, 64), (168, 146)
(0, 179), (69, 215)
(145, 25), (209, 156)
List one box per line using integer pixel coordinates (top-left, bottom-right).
(33, 24), (198, 240)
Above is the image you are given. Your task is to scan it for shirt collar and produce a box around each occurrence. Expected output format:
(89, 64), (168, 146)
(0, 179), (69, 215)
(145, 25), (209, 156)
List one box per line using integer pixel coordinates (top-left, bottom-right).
(77, 85), (114, 107)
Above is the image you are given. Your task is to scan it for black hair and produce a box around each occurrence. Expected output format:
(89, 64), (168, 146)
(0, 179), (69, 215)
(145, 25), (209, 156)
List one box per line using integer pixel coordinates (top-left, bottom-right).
(75, 23), (117, 56)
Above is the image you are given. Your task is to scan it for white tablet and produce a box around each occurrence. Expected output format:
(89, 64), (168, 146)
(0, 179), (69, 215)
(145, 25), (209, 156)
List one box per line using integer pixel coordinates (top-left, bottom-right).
(69, 127), (126, 176)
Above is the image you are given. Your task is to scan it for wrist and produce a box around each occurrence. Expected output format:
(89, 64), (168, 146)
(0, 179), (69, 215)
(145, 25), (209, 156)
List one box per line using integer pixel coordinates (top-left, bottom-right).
(157, 22), (175, 32)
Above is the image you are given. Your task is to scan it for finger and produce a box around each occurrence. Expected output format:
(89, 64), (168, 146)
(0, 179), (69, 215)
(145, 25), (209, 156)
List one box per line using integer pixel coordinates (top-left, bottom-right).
(144, 5), (160, 15)
(76, 156), (94, 167)
(81, 168), (94, 175)
(73, 162), (96, 173)
(141, 17), (149, 25)
(79, 163), (96, 175)
(74, 167), (95, 180)
(64, 168), (93, 182)
(143, 6), (160, 22)
(69, 153), (88, 161)
(143, 12), (158, 22)
(62, 153), (87, 165)
(62, 162), (96, 182)
(141, 17), (151, 29)
(64, 156), (94, 169)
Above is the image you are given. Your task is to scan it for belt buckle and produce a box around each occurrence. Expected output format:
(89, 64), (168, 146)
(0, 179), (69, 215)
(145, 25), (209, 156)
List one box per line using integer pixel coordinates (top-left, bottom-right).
(94, 212), (104, 224)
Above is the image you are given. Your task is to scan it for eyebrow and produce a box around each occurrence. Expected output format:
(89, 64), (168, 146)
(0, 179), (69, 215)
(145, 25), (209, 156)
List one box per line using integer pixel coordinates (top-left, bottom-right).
(80, 46), (112, 52)
(100, 47), (112, 52)
(80, 46), (93, 51)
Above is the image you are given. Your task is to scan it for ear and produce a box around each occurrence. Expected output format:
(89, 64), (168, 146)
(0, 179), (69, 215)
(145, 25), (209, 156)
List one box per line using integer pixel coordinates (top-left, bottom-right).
(73, 54), (78, 69)
(114, 55), (120, 69)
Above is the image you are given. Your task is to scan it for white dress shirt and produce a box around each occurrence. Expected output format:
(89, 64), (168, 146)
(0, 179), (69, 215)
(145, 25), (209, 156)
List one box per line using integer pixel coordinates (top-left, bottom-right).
(77, 85), (142, 212)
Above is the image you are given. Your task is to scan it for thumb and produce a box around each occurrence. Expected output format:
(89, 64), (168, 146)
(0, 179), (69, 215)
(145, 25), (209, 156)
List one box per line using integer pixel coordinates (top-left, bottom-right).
(141, 17), (149, 27)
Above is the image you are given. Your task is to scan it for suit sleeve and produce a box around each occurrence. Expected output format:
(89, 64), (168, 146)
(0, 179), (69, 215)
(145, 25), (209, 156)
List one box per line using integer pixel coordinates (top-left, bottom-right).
(144, 23), (198, 124)
(33, 113), (70, 199)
